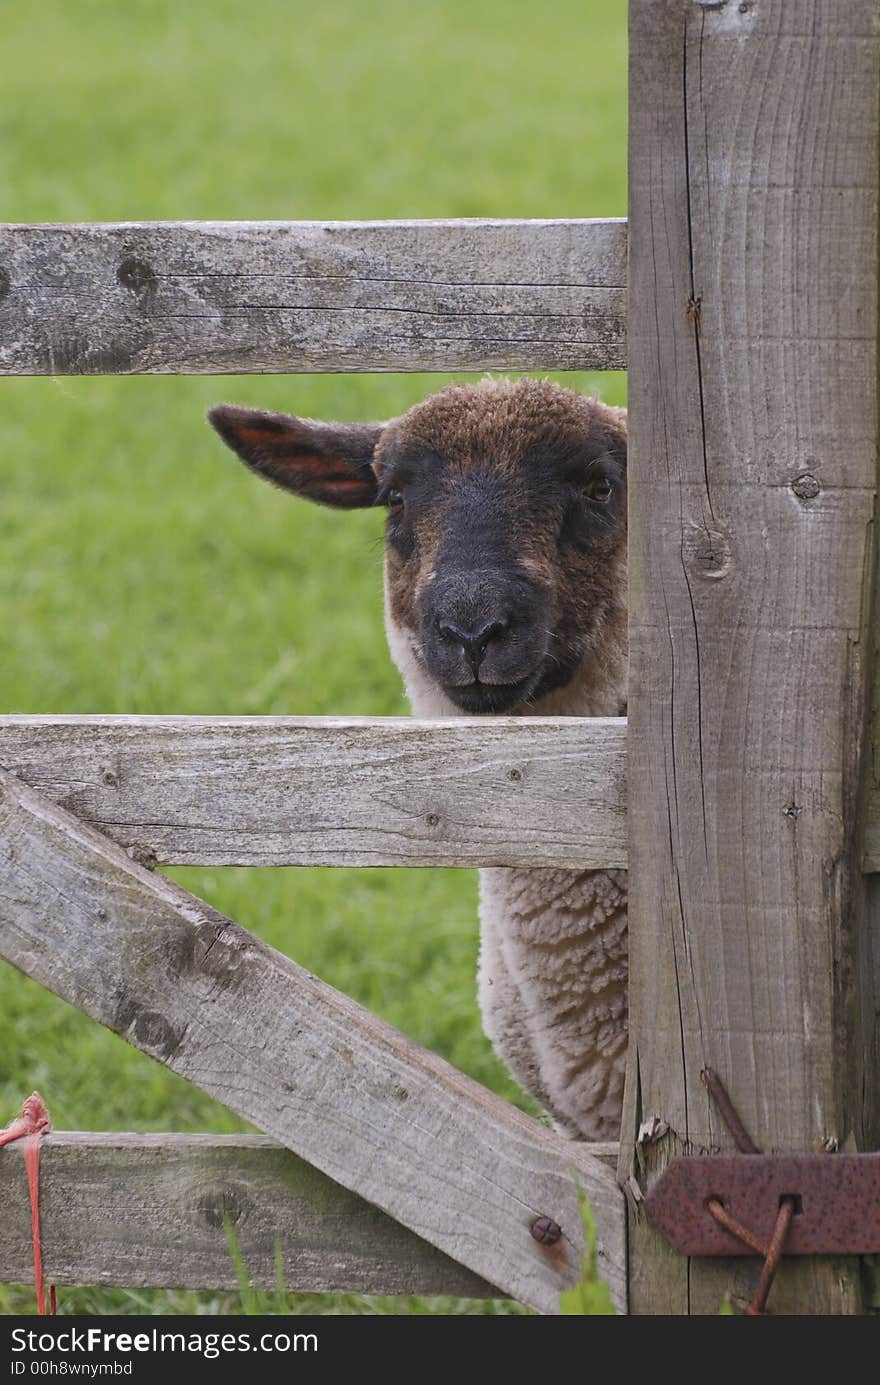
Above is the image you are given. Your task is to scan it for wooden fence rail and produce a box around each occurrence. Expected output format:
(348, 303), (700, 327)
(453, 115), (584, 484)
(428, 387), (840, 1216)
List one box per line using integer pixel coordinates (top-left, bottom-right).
(0, 219), (626, 375)
(1, 1132), (572, 1297)
(0, 714), (626, 870)
(0, 766), (627, 1315)
(0, 1132), (617, 1295)
(6, 715), (880, 873)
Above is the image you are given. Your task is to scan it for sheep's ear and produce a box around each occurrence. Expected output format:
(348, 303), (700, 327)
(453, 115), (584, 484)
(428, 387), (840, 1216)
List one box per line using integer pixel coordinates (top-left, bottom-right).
(208, 404), (382, 509)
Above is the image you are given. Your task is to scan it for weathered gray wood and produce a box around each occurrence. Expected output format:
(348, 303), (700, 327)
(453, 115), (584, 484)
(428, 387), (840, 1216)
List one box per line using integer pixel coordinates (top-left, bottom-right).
(0, 769), (627, 1315)
(864, 798), (880, 870)
(861, 778), (880, 870)
(0, 1132), (496, 1296)
(0, 1130), (615, 1295)
(0, 220), (626, 375)
(623, 0), (879, 1315)
(833, 733), (880, 866)
(0, 714), (626, 870)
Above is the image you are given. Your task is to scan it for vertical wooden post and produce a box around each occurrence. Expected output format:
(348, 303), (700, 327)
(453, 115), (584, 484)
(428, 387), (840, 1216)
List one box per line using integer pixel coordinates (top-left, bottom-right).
(623, 0), (879, 1314)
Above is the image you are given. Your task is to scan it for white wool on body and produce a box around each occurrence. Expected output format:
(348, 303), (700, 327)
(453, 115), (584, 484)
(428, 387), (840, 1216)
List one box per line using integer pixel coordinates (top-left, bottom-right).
(479, 864), (627, 1140)
(385, 574), (629, 1142)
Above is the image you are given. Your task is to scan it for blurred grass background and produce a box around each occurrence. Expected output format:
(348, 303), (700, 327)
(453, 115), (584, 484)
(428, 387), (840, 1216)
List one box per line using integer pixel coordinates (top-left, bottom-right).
(0, 0), (626, 1315)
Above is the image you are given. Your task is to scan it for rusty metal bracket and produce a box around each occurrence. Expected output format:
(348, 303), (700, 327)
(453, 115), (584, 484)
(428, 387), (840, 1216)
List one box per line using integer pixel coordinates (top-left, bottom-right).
(644, 1151), (880, 1257)
(642, 1071), (880, 1315)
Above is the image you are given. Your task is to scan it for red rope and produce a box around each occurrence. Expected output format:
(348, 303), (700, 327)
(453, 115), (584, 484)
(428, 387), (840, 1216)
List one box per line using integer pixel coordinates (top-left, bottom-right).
(0, 1092), (55, 1315)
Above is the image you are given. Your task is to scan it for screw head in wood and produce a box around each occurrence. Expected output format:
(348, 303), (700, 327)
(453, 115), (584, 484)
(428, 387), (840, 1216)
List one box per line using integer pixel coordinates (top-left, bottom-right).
(791, 472), (820, 501)
(530, 1214), (562, 1246)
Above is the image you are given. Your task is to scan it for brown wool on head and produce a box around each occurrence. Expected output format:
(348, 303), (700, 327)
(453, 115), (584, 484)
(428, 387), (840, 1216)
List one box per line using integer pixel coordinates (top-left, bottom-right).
(388, 376), (625, 477)
(386, 544), (420, 631)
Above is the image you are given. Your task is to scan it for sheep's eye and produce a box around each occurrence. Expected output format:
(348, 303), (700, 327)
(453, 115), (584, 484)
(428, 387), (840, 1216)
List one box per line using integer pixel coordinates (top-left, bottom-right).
(386, 488), (404, 510)
(585, 476), (613, 503)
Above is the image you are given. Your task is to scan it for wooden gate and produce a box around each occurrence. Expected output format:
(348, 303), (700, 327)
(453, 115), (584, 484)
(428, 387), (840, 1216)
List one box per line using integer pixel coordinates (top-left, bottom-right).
(1, 0), (878, 1315)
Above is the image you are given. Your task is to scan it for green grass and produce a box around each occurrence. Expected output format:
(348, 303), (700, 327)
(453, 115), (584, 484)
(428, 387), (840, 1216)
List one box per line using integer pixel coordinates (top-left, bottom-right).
(0, 0), (626, 1315)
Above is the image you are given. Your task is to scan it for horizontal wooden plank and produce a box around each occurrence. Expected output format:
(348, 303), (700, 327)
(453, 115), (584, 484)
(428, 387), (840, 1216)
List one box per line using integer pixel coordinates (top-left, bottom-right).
(0, 714), (627, 869)
(0, 769), (628, 1314)
(0, 1132), (497, 1296)
(13, 715), (880, 873)
(0, 1131), (617, 1296)
(0, 220), (626, 375)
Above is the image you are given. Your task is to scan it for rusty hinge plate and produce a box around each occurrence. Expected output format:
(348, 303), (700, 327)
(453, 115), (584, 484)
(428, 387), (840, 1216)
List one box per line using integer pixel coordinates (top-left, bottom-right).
(644, 1152), (880, 1256)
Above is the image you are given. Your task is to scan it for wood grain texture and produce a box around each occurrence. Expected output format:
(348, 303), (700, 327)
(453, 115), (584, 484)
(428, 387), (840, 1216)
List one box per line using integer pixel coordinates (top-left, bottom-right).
(0, 1132), (496, 1296)
(0, 1132), (618, 1295)
(0, 220), (626, 375)
(623, 0), (879, 1315)
(0, 714), (627, 870)
(864, 798), (880, 870)
(0, 769), (627, 1315)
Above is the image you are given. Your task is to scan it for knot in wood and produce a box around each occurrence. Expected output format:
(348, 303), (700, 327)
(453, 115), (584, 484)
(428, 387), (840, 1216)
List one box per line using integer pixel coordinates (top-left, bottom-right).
(199, 1188), (245, 1230)
(115, 998), (185, 1062)
(117, 256), (156, 296)
(684, 525), (732, 581)
(530, 1214), (562, 1246)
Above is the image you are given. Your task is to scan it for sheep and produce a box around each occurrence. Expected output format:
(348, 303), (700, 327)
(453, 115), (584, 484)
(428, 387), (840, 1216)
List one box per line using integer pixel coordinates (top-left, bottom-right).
(208, 376), (628, 1141)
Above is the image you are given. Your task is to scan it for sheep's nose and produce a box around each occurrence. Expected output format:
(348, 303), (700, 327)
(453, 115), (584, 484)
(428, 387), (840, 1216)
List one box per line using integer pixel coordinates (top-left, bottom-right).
(437, 616), (509, 676)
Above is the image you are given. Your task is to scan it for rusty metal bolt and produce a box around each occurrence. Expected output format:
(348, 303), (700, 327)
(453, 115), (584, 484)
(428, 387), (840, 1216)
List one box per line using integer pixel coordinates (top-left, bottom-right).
(530, 1214), (562, 1246)
(791, 472), (820, 501)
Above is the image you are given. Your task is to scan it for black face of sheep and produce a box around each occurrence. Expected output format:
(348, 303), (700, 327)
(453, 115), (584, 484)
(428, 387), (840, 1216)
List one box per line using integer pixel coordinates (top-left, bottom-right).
(208, 377), (627, 715)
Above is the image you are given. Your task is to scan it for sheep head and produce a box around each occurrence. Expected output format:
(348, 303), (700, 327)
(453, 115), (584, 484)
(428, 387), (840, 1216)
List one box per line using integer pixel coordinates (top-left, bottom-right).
(209, 377), (626, 715)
